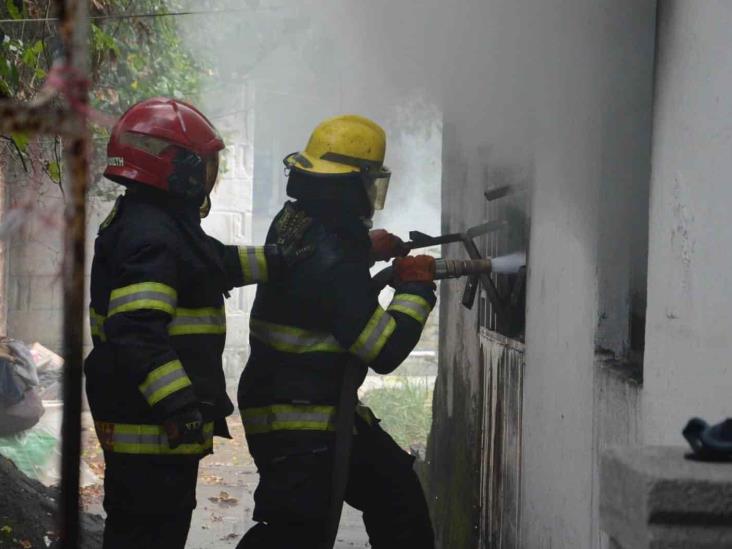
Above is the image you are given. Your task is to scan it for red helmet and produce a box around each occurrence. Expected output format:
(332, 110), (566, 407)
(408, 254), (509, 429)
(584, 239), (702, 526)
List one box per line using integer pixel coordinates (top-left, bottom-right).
(104, 97), (225, 191)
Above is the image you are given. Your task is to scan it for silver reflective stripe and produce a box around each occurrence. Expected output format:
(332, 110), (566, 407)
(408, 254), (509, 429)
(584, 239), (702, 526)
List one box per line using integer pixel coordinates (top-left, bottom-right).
(244, 411), (334, 425)
(246, 247), (261, 281)
(238, 247), (268, 283)
(249, 318), (343, 354)
(352, 310), (394, 362)
(108, 290), (176, 313)
(170, 314), (224, 328)
(139, 367), (188, 403)
(388, 296), (431, 324)
(256, 328), (339, 349)
(90, 311), (102, 329)
(96, 421), (214, 455)
(241, 405), (337, 434)
(168, 308), (226, 335)
(113, 432), (167, 445)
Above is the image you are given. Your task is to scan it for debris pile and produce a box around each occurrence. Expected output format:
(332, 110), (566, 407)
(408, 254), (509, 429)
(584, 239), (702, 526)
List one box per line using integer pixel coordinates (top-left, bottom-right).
(0, 456), (103, 549)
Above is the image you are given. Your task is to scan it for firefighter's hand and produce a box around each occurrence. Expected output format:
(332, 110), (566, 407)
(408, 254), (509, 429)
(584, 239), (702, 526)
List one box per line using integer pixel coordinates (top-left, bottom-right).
(393, 255), (436, 284)
(163, 407), (205, 449)
(274, 202), (315, 267)
(370, 229), (409, 262)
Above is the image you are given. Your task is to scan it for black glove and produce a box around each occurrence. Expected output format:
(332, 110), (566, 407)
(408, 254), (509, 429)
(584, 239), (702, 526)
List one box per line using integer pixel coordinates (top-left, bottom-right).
(273, 202), (315, 267)
(163, 407), (204, 449)
(168, 149), (206, 201)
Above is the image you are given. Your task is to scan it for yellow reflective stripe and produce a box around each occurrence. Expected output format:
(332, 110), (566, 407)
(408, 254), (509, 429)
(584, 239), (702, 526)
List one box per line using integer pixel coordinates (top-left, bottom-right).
(168, 306), (227, 336)
(250, 318), (344, 354)
(95, 421), (214, 455)
(108, 282), (177, 317)
(138, 360), (192, 406)
(238, 246), (269, 284)
(110, 282), (176, 299)
(89, 307), (107, 341)
(387, 293), (432, 326)
(255, 247), (268, 282)
(349, 307), (397, 363)
(175, 306), (224, 316)
(240, 404), (337, 435)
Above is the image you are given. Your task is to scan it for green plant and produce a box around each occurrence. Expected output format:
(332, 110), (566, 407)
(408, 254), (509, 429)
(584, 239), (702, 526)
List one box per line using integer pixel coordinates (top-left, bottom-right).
(361, 378), (433, 450)
(0, 0), (207, 192)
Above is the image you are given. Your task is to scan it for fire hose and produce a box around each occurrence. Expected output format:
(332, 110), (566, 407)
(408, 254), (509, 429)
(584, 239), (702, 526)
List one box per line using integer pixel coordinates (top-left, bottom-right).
(322, 257), (496, 549)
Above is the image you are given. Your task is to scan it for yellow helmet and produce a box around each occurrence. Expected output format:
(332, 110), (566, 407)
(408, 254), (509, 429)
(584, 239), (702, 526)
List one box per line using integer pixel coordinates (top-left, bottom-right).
(284, 115), (391, 210)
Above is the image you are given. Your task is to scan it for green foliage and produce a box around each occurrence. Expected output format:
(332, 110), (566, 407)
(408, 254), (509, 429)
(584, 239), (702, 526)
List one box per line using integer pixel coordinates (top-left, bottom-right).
(361, 378), (433, 450)
(4, 0), (21, 21)
(10, 131), (28, 153)
(0, 0), (208, 188)
(88, 0), (207, 114)
(46, 159), (60, 182)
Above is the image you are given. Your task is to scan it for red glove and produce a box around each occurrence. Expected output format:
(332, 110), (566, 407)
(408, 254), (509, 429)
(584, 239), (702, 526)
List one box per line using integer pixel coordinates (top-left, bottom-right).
(369, 229), (409, 262)
(393, 255), (436, 283)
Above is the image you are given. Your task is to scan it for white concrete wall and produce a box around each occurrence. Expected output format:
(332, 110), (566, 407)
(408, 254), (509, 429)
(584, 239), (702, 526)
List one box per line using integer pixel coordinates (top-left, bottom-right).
(5, 159), (66, 352)
(201, 83), (256, 384)
(521, 4), (656, 548)
(643, 1), (732, 445)
(430, 1), (657, 547)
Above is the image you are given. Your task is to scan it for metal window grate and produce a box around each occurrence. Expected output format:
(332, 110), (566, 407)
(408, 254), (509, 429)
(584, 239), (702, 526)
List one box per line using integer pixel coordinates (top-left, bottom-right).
(479, 178), (529, 339)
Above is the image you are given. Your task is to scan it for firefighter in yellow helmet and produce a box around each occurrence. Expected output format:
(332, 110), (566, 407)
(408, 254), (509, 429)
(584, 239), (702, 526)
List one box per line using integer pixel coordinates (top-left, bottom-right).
(236, 115), (436, 548)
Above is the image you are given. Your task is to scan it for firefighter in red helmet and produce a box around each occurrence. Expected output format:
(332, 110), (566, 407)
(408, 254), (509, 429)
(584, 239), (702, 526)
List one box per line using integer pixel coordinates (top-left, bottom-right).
(84, 97), (312, 549)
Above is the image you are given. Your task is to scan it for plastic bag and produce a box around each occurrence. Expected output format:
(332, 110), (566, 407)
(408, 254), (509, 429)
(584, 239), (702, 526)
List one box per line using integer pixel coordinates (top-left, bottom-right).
(0, 388), (45, 436)
(6, 339), (39, 387)
(29, 342), (64, 372)
(0, 358), (25, 408)
(0, 401), (98, 487)
(0, 419), (57, 480)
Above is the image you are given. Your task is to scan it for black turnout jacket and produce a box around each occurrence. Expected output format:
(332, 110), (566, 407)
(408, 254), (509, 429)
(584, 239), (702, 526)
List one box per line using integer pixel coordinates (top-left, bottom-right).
(238, 201), (436, 460)
(85, 188), (275, 458)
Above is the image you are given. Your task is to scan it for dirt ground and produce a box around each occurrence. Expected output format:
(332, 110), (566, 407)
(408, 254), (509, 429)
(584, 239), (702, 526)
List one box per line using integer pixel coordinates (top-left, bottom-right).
(80, 413), (370, 548)
(0, 456), (103, 549)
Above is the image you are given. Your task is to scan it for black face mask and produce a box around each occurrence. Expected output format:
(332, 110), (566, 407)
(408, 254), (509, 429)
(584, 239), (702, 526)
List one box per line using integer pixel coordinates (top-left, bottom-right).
(286, 170), (373, 220)
(168, 149), (207, 205)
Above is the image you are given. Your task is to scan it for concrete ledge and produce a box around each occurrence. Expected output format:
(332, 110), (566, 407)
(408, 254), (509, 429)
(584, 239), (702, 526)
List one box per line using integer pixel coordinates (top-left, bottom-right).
(601, 446), (732, 549)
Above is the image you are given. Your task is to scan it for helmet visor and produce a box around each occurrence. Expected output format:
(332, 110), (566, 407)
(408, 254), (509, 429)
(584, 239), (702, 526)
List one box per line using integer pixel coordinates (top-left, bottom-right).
(364, 168), (391, 211)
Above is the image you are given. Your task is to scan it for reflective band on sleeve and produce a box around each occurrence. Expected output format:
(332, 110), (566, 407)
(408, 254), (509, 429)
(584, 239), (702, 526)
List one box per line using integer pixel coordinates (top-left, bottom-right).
(95, 420), (214, 455)
(238, 246), (269, 284)
(138, 360), (192, 407)
(240, 404), (337, 435)
(89, 307), (107, 341)
(168, 307), (227, 336)
(108, 282), (177, 317)
(349, 307), (397, 363)
(387, 293), (433, 326)
(249, 318), (344, 354)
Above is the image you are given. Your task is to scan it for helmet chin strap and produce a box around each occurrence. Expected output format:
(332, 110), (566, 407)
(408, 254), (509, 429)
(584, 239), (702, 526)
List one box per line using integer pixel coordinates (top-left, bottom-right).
(199, 195), (212, 218)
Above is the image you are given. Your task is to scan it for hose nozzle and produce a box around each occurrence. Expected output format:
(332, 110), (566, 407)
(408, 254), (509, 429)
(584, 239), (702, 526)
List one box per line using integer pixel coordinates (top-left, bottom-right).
(434, 258), (492, 280)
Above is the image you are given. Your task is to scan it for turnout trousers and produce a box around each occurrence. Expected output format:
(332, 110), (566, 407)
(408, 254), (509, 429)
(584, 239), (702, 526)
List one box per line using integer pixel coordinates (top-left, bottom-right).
(237, 417), (435, 549)
(101, 453), (200, 549)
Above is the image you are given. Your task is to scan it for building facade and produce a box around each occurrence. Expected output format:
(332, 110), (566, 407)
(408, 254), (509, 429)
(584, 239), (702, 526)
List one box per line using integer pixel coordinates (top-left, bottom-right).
(426, 1), (732, 547)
